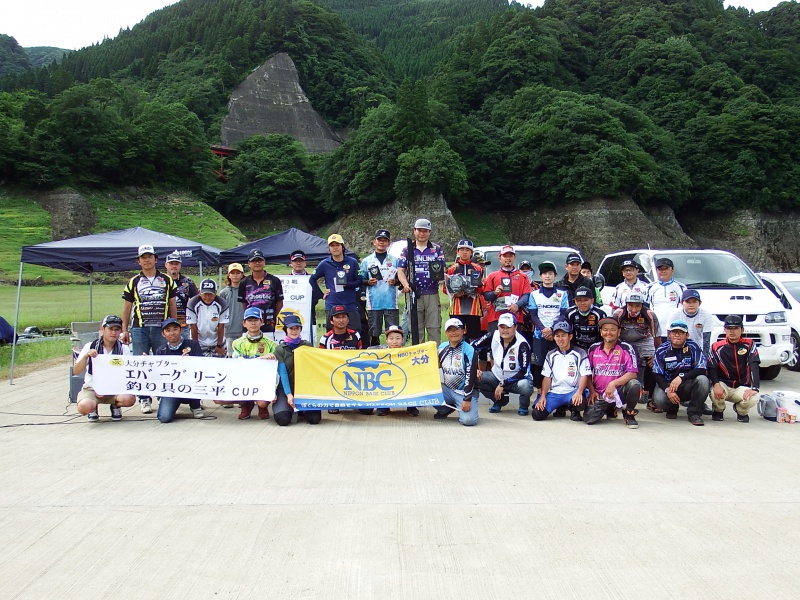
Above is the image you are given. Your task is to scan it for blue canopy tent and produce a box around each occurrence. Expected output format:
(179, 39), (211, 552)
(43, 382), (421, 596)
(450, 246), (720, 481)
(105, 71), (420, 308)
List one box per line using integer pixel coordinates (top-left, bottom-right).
(219, 227), (356, 264)
(10, 227), (223, 383)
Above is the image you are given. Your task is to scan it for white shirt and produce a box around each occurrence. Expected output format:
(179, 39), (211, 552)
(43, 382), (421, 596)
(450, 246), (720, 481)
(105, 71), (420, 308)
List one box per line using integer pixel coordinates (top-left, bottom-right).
(186, 297), (230, 347)
(77, 341), (131, 387)
(542, 347), (592, 394)
(611, 279), (650, 310)
(647, 280), (686, 336)
(667, 307), (715, 351)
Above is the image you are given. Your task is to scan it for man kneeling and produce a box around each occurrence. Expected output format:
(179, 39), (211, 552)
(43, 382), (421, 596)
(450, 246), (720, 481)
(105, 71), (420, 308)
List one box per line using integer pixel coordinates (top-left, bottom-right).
(532, 321), (591, 422)
(74, 315), (136, 422)
(155, 318), (204, 423)
(435, 319), (479, 425)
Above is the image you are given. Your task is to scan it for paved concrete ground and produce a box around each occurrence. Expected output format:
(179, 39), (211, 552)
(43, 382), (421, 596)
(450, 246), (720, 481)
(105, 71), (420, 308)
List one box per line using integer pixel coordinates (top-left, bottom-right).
(1, 362), (799, 599)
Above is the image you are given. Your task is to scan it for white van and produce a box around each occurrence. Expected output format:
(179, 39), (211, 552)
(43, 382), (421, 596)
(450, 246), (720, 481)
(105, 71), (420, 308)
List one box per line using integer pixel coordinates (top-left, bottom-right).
(597, 249), (792, 380)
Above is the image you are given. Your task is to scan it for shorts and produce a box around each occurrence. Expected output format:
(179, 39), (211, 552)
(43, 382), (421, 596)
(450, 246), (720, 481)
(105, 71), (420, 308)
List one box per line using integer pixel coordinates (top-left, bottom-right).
(77, 385), (119, 404)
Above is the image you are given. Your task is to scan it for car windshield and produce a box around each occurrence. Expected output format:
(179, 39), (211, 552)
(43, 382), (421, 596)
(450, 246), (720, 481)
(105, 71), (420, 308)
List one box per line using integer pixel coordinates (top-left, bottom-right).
(482, 249), (579, 276)
(782, 281), (800, 303)
(656, 253), (762, 289)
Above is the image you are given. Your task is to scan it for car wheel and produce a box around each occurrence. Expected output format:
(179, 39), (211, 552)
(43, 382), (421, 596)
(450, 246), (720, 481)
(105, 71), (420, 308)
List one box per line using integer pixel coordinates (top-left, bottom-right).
(759, 364), (782, 380)
(787, 331), (800, 372)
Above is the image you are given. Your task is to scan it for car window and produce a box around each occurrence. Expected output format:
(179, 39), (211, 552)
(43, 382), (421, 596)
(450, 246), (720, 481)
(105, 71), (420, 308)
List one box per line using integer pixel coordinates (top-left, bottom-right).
(656, 253), (761, 288)
(600, 253), (636, 287)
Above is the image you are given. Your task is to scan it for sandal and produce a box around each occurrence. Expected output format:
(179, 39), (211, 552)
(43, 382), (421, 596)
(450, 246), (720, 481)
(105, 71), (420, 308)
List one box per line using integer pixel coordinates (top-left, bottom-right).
(647, 399), (663, 413)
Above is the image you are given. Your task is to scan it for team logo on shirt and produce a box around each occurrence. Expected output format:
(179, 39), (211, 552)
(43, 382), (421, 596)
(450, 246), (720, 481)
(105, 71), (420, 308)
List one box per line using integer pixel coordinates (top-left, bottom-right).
(738, 348), (747, 355)
(331, 352), (407, 400)
(568, 362), (576, 378)
(669, 291), (678, 302)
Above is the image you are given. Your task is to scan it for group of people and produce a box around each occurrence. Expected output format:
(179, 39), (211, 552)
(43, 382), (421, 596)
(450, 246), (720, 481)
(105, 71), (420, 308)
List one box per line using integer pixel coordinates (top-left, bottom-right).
(73, 219), (764, 429)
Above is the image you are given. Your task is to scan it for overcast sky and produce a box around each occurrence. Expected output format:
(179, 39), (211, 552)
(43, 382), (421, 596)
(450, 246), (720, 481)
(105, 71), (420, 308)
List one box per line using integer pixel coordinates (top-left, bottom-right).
(3, 1), (791, 50)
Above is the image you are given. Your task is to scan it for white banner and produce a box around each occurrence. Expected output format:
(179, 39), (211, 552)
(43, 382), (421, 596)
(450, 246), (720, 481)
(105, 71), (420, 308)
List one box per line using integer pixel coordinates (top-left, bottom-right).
(274, 275), (313, 343)
(91, 353), (278, 402)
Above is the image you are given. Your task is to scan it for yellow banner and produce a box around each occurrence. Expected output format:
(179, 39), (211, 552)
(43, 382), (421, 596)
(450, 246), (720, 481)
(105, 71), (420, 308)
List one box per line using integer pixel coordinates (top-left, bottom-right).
(293, 342), (444, 410)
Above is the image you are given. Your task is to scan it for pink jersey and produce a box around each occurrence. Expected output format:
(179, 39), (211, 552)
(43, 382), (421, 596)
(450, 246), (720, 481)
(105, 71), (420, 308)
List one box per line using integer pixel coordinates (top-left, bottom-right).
(587, 341), (638, 392)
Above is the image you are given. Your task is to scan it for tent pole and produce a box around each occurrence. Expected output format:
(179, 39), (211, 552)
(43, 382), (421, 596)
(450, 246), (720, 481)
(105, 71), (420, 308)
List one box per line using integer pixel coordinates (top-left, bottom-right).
(199, 260), (203, 279)
(9, 261), (23, 385)
(218, 266), (222, 289)
(89, 272), (93, 321)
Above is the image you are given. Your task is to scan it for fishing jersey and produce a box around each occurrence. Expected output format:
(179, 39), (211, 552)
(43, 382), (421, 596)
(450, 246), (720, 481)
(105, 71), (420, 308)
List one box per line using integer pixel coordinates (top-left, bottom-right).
(587, 341), (639, 393)
(186, 295), (230, 347)
(444, 260), (484, 317)
(564, 305), (604, 351)
(667, 307), (715, 353)
(319, 328), (363, 350)
(238, 273), (284, 330)
(310, 255), (362, 310)
(483, 268), (532, 324)
(232, 334), (278, 358)
(707, 337), (760, 389)
(528, 286), (568, 338)
(398, 241), (446, 295)
(557, 274), (596, 306)
(171, 275), (198, 325)
(473, 330), (531, 385)
(610, 279), (650, 310)
(437, 341), (478, 396)
(613, 308), (660, 358)
(122, 271), (177, 327)
(542, 346), (592, 395)
(652, 339), (706, 382)
(647, 279), (686, 336)
(359, 252), (400, 311)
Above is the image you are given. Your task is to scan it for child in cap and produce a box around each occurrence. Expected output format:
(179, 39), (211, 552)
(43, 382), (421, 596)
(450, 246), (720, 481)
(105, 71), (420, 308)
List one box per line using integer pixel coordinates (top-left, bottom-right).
(273, 314), (321, 426)
(186, 279), (230, 357)
(231, 307), (278, 420)
(371, 325), (420, 417)
(219, 263), (245, 358)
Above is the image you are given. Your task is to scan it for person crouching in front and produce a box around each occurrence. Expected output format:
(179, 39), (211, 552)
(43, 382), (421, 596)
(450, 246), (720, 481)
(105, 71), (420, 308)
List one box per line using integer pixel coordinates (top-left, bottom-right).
(155, 318), (205, 423)
(231, 307), (278, 420)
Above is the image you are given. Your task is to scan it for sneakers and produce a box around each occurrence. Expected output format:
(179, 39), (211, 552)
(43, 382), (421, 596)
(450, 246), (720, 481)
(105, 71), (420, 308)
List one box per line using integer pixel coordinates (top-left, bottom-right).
(688, 414), (704, 426)
(87, 410), (99, 422)
(702, 403), (713, 416)
(433, 411), (448, 420)
(257, 405), (271, 420)
(607, 406), (618, 420)
(489, 403), (501, 413)
(624, 410), (638, 429)
(712, 411), (724, 422)
(665, 411), (678, 420)
(238, 404), (253, 420)
(736, 411), (750, 423)
(192, 407), (204, 419)
(140, 399), (153, 414)
(570, 410), (583, 422)
(646, 400), (663, 413)
(553, 406), (567, 418)
(517, 408), (529, 416)
(407, 407), (420, 417)
(376, 408), (390, 416)
(110, 406), (122, 421)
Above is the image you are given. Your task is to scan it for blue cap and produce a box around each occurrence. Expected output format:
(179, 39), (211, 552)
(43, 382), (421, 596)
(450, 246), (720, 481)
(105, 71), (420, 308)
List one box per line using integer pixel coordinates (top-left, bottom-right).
(282, 314), (302, 328)
(682, 289), (701, 302)
(161, 318), (181, 330)
(668, 319), (689, 333)
(243, 307), (262, 320)
(552, 321), (572, 334)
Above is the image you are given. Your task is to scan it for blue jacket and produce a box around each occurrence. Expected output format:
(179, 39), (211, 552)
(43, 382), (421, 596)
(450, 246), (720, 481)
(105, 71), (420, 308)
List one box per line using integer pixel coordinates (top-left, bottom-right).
(310, 255), (362, 311)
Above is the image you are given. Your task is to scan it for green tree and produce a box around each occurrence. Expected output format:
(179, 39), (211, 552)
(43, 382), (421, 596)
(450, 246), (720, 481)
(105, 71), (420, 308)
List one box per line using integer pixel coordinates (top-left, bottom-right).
(394, 139), (468, 201)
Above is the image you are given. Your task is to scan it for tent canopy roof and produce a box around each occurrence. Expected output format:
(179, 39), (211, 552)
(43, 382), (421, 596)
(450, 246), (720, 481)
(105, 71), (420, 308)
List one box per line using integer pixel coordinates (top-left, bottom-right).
(220, 227), (356, 264)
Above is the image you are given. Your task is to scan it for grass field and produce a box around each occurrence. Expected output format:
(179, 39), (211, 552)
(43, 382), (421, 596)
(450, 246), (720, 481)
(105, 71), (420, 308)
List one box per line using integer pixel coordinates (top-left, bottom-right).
(0, 338), (71, 380)
(451, 208), (509, 246)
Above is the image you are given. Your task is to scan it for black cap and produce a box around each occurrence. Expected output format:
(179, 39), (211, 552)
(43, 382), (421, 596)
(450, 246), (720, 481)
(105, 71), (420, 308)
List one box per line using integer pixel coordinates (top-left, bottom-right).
(374, 229), (391, 240)
(566, 253), (582, 264)
(101, 315), (123, 328)
(248, 248), (265, 261)
(655, 257), (674, 268)
(519, 260), (532, 269)
(575, 286), (593, 299)
(161, 318), (181, 330)
(290, 250), (306, 261)
(581, 261), (592, 271)
(621, 259), (639, 269)
(724, 315), (744, 328)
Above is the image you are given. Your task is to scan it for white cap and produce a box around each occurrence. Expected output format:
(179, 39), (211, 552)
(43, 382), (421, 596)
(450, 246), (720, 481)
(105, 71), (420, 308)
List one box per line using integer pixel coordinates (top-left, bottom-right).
(414, 218), (432, 230)
(137, 244), (156, 257)
(444, 318), (464, 331)
(498, 313), (516, 327)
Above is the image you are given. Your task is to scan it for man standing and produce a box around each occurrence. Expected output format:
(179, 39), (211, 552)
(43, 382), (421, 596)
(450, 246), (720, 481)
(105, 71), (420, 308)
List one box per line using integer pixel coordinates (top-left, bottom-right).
(164, 251), (197, 340)
(155, 318), (205, 423)
(527, 261), (567, 386)
(434, 318), (479, 426)
(482, 245), (532, 334)
(310, 234), (363, 330)
(360, 229), (401, 346)
(652, 319), (710, 426)
(239, 248), (284, 334)
(289, 249), (323, 322)
(646, 257), (686, 338)
(121, 244), (177, 414)
(73, 315), (136, 422)
(707, 315), (761, 423)
(565, 286), (604, 352)
(558, 253), (596, 306)
(473, 313), (534, 416)
(584, 317), (641, 428)
(610, 259), (650, 311)
(613, 293), (660, 406)
(668, 289), (714, 356)
(186, 279), (229, 357)
(443, 239), (484, 342)
(532, 321), (591, 422)
(396, 218), (446, 343)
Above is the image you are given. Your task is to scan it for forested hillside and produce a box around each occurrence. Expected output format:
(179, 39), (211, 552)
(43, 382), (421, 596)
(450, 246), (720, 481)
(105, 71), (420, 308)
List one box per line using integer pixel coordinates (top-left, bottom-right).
(1, 0), (800, 225)
(25, 47), (73, 68)
(0, 35), (32, 77)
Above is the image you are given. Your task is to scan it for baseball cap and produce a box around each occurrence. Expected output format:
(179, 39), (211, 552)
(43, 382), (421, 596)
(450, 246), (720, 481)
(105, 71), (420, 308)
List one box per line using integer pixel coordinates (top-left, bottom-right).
(498, 313), (516, 328)
(538, 261), (557, 274)
(499, 245), (516, 256)
(444, 318), (464, 331)
(581, 261), (592, 271)
(724, 315), (744, 328)
(161, 317), (181, 330)
(101, 315), (123, 328)
(655, 257), (674, 268)
(331, 305), (348, 316)
(457, 239), (474, 250)
(289, 250), (306, 261)
(519, 260), (532, 269)
(552, 321), (572, 334)
(621, 259), (639, 269)
(282, 314), (302, 329)
(200, 279), (216, 293)
(248, 248), (265, 261)
(566, 253), (582, 264)
(682, 289), (701, 302)
(137, 244), (157, 258)
(243, 307), (262, 320)
(626, 293), (645, 304)
(374, 229), (391, 240)
(668, 319), (690, 333)
(227, 263), (244, 273)
(598, 317), (620, 329)
(327, 234), (344, 245)
(165, 252), (182, 263)
(575, 286), (593, 299)
(385, 324), (405, 336)
(414, 218), (432, 230)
